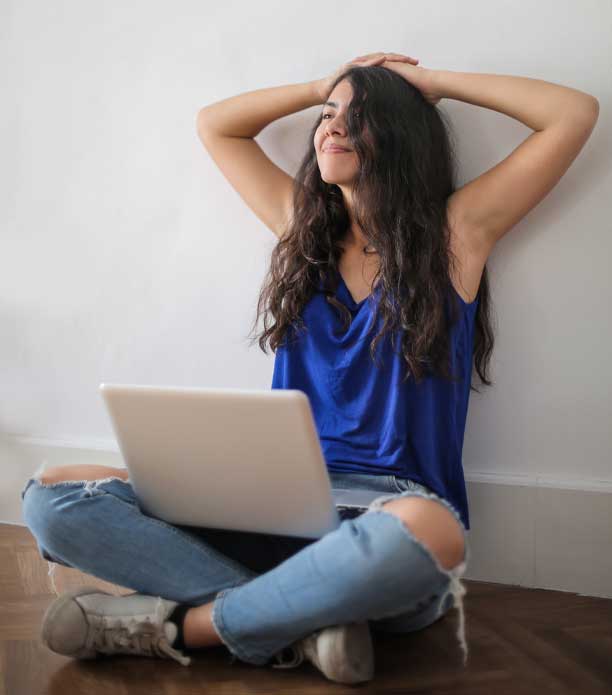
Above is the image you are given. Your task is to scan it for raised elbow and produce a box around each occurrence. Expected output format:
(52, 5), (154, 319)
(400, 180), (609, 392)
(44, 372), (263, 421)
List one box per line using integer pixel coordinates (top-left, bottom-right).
(581, 96), (600, 123)
(196, 108), (211, 134)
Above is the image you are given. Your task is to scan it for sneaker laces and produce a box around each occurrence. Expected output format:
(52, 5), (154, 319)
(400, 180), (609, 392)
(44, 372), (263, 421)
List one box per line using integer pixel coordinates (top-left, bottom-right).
(85, 596), (191, 666)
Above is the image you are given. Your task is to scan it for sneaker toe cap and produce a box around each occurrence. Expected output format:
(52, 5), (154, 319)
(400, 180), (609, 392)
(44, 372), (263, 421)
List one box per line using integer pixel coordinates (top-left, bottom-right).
(42, 597), (90, 656)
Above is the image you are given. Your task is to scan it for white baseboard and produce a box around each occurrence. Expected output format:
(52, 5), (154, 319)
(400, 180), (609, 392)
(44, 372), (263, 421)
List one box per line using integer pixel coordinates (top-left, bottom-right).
(3, 433), (611, 598)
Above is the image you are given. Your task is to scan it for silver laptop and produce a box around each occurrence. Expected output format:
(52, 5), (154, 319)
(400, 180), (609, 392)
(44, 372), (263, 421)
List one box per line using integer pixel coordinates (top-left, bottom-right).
(99, 383), (382, 539)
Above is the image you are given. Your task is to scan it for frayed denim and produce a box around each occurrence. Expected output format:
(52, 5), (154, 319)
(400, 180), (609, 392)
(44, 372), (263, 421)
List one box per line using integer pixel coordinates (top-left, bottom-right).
(21, 466), (470, 667)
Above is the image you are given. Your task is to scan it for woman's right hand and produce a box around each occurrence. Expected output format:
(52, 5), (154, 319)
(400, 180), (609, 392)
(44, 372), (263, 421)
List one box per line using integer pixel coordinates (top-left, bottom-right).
(314, 52), (420, 102)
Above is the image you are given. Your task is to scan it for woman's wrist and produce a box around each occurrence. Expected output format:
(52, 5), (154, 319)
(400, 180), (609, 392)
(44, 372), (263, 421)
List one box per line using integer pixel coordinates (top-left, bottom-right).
(428, 68), (447, 101)
(309, 79), (327, 104)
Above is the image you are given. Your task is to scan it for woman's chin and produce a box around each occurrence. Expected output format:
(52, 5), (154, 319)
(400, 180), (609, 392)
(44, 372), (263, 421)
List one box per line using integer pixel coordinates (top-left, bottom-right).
(320, 172), (356, 185)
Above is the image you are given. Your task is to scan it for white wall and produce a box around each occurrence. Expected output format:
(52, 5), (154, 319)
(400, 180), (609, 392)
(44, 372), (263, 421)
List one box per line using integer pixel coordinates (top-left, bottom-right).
(2, 1), (610, 594)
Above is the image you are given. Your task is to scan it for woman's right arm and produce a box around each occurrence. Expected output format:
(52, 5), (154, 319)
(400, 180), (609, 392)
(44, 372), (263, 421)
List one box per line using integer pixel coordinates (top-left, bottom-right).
(196, 80), (324, 240)
(197, 80), (325, 138)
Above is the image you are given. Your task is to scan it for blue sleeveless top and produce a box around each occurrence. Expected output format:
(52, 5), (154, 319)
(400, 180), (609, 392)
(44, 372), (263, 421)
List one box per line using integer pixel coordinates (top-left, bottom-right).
(270, 269), (479, 530)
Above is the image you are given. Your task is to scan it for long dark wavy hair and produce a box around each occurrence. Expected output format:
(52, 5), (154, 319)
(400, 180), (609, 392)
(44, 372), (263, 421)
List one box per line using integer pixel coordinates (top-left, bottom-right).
(246, 64), (495, 392)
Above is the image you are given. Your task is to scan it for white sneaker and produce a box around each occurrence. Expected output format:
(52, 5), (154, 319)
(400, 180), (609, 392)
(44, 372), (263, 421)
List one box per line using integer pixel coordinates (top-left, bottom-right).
(41, 585), (191, 666)
(272, 621), (375, 684)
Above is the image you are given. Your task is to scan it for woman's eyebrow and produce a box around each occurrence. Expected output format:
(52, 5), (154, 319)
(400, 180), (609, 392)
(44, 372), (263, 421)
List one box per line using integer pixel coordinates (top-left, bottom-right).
(324, 101), (339, 108)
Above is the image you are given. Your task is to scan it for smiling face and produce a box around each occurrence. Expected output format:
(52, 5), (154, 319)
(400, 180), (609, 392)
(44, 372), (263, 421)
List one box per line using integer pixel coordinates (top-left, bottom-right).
(314, 79), (361, 186)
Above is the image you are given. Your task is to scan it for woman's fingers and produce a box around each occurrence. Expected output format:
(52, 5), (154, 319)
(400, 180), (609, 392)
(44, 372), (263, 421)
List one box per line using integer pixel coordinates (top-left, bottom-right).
(350, 55), (385, 66)
(354, 52), (419, 64)
(384, 54), (419, 63)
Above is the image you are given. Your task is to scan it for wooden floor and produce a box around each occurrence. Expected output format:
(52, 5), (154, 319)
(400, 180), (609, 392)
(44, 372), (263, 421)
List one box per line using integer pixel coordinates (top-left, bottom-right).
(1, 523), (611, 694)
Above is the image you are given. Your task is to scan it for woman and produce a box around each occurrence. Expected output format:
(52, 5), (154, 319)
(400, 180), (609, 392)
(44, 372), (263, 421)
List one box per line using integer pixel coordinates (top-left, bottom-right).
(21, 52), (599, 685)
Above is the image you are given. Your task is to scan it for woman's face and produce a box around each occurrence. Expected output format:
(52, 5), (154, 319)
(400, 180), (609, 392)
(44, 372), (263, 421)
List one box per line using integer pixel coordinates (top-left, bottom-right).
(314, 80), (361, 185)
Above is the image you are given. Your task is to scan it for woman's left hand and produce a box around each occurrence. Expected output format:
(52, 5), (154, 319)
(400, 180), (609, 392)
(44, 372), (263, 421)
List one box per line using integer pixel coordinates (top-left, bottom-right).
(381, 60), (442, 105)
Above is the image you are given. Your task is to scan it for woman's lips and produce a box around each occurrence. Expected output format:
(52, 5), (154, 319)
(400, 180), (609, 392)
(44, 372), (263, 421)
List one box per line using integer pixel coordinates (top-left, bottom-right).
(324, 146), (351, 153)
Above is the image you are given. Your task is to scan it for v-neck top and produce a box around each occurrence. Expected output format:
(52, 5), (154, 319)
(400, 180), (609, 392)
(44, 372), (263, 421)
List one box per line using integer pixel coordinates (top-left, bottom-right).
(270, 268), (479, 530)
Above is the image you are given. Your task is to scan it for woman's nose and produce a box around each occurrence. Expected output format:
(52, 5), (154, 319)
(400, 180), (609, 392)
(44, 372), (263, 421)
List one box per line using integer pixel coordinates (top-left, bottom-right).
(326, 119), (346, 135)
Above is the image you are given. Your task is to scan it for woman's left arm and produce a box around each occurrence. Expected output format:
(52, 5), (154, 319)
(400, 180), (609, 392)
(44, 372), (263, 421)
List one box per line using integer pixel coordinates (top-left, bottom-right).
(432, 69), (600, 251)
(434, 69), (598, 131)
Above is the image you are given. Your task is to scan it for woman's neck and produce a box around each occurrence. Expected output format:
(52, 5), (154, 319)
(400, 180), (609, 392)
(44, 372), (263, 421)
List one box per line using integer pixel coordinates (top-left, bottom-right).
(341, 226), (376, 254)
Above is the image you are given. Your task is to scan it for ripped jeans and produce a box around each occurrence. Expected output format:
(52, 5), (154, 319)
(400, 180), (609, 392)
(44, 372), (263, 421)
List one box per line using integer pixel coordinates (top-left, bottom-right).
(20, 466), (470, 667)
